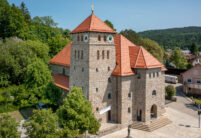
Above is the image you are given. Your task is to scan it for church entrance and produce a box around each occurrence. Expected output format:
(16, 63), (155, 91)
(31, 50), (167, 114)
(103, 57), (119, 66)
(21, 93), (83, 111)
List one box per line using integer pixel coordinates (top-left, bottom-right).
(137, 109), (142, 121)
(107, 110), (111, 122)
(150, 104), (157, 119)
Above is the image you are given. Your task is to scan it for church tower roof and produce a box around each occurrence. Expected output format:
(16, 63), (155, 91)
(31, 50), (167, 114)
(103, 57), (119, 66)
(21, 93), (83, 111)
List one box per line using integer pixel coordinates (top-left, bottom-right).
(71, 14), (116, 34)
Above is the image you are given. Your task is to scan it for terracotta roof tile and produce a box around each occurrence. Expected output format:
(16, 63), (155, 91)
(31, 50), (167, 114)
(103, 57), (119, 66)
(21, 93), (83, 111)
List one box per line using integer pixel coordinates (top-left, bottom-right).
(49, 42), (71, 66)
(112, 34), (135, 76)
(53, 74), (69, 90)
(71, 14), (116, 34)
(129, 46), (165, 69)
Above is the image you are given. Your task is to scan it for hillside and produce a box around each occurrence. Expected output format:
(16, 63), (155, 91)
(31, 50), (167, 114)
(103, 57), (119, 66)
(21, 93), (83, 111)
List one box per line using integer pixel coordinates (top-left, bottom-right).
(138, 26), (201, 50)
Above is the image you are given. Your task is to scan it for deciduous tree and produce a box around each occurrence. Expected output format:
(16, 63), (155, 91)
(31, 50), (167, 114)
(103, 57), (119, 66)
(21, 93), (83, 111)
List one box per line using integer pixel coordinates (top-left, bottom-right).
(57, 87), (100, 136)
(24, 109), (59, 138)
(0, 113), (20, 138)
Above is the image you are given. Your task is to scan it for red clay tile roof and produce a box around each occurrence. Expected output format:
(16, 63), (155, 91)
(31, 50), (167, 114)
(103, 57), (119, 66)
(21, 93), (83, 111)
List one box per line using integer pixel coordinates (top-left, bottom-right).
(49, 42), (72, 66)
(129, 46), (166, 70)
(112, 34), (135, 76)
(53, 74), (69, 90)
(71, 14), (116, 34)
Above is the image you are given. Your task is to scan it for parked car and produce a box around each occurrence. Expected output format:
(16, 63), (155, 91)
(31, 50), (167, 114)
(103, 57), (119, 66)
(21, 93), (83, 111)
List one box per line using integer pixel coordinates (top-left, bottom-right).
(36, 102), (48, 110)
(165, 75), (178, 84)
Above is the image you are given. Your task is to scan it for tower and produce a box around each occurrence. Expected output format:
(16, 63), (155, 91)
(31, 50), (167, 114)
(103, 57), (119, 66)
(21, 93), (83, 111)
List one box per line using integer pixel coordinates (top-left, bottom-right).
(69, 13), (116, 122)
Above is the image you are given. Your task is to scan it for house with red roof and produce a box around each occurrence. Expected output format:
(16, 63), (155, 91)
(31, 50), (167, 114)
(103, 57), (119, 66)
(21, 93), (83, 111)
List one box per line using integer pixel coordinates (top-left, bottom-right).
(49, 12), (168, 127)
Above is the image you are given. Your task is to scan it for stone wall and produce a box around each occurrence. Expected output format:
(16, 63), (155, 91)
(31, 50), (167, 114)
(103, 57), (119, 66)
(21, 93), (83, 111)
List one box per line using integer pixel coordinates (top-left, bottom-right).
(70, 32), (116, 123)
(50, 64), (70, 76)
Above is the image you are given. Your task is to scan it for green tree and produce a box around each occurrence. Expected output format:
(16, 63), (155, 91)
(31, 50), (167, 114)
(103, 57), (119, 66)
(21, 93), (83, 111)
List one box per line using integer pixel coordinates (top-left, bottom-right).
(24, 109), (59, 138)
(141, 38), (164, 62)
(45, 81), (63, 106)
(165, 85), (176, 100)
(170, 48), (188, 69)
(120, 29), (164, 61)
(0, 113), (20, 138)
(25, 58), (52, 89)
(0, 39), (50, 86)
(1, 91), (11, 109)
(48, 36), (68, 57)
(20, 2), (31, 24)
(62, 29), (72, 40)
(104, 20), (116, 31)
(190, 43), (198, 55)
(57, 87), (100, 136)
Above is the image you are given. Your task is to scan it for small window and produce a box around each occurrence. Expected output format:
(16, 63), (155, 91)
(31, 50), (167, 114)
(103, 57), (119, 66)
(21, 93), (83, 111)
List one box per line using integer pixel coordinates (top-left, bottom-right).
(108, 66), (110, 71)
(153, 72), (155, 78)
(78, 51), (80, 59)
(104, 35), (107, 42)
(96, 88), (98, 92)
(197, 80), (201, 84)
(98, 35), (101, 41)
(74, 66), (76, 71)
(63, 68), (65, 75)
(82, 67), (84, 72)
(157, 72), (159, 77)
(97, 50), (100, 60)
(188, 87), (191, 91)
(77, 35), (80, 41)
(128, 93), (131, 98)
(75, 50), (77, 59)
(149, 73), (151, 78)
(96, 107), (99, 111)
(81, 35), (83, 41)
(107, 50), (110, 59)
(152, 90), (156, 97)
(108, 78), (112, 83)
(187, 79), (192, 83)
(108, 93), (111, 99)
(102, 50), (105, 59)
(137, 73), (141, 79)
(128, 107), (131, 113)
(96, 68), (99, 72)
(81, 50), (83, 59)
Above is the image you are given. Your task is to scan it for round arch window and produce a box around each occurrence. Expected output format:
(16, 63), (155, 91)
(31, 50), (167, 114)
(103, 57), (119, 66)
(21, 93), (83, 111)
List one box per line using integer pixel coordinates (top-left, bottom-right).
(152, 90), (156, 97)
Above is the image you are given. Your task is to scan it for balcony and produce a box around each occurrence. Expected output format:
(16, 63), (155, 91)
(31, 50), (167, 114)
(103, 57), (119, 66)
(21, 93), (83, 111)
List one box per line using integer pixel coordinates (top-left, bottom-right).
(184, 82), (201, 89)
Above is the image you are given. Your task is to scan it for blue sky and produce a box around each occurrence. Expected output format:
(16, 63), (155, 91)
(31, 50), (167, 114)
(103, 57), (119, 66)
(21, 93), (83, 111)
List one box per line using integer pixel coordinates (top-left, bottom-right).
(8, 0), (201, 32)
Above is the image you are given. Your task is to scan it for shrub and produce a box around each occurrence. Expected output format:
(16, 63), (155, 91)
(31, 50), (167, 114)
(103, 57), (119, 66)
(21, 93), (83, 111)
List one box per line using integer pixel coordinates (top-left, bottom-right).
(165, 85), (176, 100)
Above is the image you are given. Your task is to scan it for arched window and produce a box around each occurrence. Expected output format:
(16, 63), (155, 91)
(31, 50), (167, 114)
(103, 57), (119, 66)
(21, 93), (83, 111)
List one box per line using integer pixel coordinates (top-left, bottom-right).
(78, 51), (80, 59)
(128, 93), (131, 98)
(108, 66), (110, 71)
(81, 50), (83, 59)
(149, 73), (151, 78)
(98, 35), (101, 41)
(128, 107), (131, 113)
(108, 77), (112, 83)
(153, 72), (155, 78)
(104, 35), (107, 42)
(108, 93), (111, 99)
(102, 50), (105, 59)
(97, 50), (100, 60)
(81, 35), (83, 41)
(107, 50), (110, 59)
(152, 90), (156, 97)
(96, 68), (99, 72)
(75, 50), (77, 59)
(157, 72), (159, 77)
(77, 35), (80, 41)
(96, 107), (99, 111)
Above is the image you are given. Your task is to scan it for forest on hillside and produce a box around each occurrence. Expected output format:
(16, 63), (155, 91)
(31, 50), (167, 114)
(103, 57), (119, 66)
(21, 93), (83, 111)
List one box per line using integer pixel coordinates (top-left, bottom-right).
(138, 26), (201, 50)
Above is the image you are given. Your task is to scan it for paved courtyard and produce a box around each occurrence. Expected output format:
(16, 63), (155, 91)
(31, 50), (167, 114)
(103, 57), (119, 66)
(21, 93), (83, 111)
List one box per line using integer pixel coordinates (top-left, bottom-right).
(102, 83), (201, 138)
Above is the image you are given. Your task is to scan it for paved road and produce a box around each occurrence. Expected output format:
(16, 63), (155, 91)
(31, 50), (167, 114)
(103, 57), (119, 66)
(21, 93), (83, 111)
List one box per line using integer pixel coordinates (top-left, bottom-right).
(165, 83), (198, 118)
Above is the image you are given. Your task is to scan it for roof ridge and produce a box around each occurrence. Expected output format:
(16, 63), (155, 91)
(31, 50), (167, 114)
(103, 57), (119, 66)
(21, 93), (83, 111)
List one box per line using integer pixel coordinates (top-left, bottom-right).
(89, 14), (93, 30)
(134, 46), (142, 68)
(141, 47), (148, 68)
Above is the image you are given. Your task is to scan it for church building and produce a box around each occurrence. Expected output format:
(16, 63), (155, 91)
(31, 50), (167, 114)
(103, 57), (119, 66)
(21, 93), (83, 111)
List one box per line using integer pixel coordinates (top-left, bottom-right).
(49, 12), (166, 125)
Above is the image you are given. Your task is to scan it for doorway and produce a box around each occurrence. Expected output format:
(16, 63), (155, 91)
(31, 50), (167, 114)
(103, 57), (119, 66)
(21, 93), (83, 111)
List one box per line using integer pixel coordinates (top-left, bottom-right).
(150, 104), (157, 119)
(137, 109), (142, 121)
(107, 110), (111, 122)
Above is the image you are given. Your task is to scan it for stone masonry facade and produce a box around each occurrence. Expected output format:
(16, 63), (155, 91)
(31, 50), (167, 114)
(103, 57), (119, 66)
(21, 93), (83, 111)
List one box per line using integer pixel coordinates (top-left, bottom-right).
(50, 13), (166, 126)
